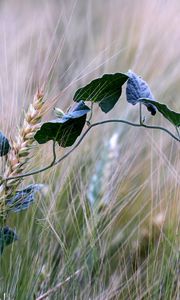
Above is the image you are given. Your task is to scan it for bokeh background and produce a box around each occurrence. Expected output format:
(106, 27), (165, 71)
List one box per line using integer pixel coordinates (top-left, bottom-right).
(0, 0), (180, 299)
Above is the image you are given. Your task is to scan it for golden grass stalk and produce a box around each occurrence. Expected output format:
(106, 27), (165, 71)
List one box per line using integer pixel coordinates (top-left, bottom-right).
(0, 88), (57, 218)
(4, 90), (44, 180)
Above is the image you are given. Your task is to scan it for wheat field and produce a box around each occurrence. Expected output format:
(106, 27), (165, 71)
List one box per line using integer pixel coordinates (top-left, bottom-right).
(0, 0), (180, 299)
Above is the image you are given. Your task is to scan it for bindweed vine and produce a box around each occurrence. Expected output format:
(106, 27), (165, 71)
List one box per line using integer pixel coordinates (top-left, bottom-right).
(0, 70), (179, 254)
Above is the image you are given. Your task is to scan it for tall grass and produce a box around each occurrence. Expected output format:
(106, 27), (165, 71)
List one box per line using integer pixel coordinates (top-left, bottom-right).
(0, 0), (180, 299)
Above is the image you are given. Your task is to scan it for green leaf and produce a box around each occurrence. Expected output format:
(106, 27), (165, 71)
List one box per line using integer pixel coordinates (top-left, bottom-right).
(0, 227), (18, 255)
(139, 98), (180, 127)
(73, 73), (129, 113)
(0, 131), (10, 156)
(34, 101), (90, 147)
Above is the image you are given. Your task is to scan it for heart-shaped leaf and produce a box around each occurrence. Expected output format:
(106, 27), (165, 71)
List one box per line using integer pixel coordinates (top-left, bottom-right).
(0, 131), (10, 156)
(6, 184), (44, 212)
(34, 101), (90, 147)
(126, 70), (156, 115)
(73, 73), (129, 113)
(0, 227), (18, 254)
(139, 98), (180, 127)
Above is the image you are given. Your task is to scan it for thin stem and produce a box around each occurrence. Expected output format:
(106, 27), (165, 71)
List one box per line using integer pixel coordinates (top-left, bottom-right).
(176, 126), (180, 139)
(4, 140), (56, 181)
(86, 102), (94, 125)
(140, 123), (180, 141)
(4, 119), (180, 181)
(36, 268), (82, 300)
(51, 140), (57, 165)
(54, 119), (143, 166)
(139, 102), (143, 124)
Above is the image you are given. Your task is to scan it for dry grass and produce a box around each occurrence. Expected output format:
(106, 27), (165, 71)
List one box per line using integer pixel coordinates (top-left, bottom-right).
(0, 0), (180, 299)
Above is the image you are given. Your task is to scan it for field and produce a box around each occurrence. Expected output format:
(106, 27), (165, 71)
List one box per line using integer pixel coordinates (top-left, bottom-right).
(0, 0), (180, 299)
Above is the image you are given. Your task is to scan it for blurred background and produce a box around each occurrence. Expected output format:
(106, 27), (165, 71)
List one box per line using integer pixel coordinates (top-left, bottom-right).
(0, 0), (180, 299)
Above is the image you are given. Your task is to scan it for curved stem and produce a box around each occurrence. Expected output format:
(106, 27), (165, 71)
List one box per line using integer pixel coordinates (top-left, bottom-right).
(4, 140), (56, 181)
(51, 140), (57, 165)
(87, 102), (94, 125)
(4, 119), (180, 181)
(139, 102), (143, 124)
(176, 126), (180, 139)
(140, 123), (180, 141)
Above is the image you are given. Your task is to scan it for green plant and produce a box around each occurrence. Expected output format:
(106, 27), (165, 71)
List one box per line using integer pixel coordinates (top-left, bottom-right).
(0, 70), (179, 256)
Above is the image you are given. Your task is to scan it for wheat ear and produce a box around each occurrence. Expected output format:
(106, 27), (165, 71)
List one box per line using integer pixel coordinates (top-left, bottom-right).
(4, 90), (45, 183)
(0, 88), (54, 218)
